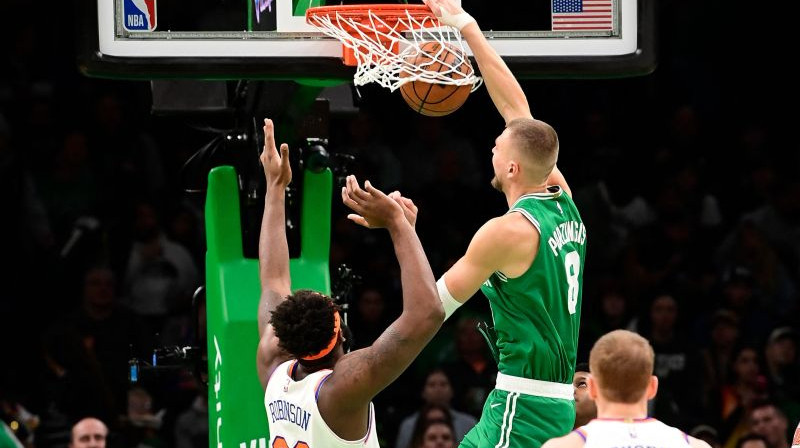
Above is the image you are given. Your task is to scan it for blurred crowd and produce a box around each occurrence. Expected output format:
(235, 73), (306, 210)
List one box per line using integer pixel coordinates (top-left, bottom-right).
(1, 0), (797, 447)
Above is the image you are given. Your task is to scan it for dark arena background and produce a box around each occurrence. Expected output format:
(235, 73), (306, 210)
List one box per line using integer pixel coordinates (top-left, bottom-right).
(0, 0), (797, 447)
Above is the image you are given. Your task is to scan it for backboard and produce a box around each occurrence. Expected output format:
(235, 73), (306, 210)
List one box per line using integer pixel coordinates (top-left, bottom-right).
(78, 0), (654, 80)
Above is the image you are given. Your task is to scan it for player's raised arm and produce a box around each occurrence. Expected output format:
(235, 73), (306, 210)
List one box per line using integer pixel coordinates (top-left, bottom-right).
(256, 118), (293, 387)
(322, 176), (444, 410)
(424, 0), (532, 123)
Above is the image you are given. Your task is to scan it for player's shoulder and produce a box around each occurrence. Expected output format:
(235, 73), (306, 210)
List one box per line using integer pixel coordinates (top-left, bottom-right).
(687, 435), (712, 448)
(473, 214), (538, 248)
(541, 430), (585, 448)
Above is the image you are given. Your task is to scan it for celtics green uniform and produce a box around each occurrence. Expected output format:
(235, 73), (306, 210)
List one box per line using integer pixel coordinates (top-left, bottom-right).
(460, 186), (586, 448)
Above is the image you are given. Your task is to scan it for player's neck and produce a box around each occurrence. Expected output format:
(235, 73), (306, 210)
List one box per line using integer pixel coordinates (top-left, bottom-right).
(594, 400), (649, 420)
(505, 182), (549, 207)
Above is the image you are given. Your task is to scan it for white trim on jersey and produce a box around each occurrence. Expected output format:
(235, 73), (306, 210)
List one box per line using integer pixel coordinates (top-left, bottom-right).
(507, 209), (542, 233)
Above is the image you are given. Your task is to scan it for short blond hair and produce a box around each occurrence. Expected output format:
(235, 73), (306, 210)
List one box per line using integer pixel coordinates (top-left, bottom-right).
(589, 330), (654, 403)
(506, 118), (559, 183)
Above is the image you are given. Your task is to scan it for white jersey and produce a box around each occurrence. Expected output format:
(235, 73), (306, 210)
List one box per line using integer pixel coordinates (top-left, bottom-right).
(574, 418), (690, 448)
(265, 360), (380, 448)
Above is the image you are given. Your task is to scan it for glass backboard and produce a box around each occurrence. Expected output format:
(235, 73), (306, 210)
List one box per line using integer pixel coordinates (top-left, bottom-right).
(78, 0), (654, 80)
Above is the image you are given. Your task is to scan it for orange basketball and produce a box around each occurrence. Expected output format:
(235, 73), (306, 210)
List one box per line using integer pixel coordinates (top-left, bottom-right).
(399, 42), (472, 117)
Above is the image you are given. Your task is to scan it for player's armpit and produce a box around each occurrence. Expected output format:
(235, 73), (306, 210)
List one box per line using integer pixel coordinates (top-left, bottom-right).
(445, 215), (538, 300)
(257, 324), (291, 390)
(258, 288), (289, 339)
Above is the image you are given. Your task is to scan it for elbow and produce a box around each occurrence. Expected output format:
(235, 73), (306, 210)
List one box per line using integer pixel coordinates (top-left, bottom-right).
(418, 290), (446, 324)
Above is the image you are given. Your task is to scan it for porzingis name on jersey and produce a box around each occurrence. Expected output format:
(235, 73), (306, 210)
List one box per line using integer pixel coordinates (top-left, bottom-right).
(267, 399), (311, 431)
(547, 220), (586, 256)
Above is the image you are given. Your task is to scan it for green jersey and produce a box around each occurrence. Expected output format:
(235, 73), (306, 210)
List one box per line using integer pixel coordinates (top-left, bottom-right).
(480, 186), (586, 384)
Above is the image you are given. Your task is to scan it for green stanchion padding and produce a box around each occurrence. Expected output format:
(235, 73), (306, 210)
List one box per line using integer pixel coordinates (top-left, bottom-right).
(206, 165), (332, 448)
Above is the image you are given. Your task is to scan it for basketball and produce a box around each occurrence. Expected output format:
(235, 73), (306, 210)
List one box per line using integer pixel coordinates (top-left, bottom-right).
(399, 42), (473, 117)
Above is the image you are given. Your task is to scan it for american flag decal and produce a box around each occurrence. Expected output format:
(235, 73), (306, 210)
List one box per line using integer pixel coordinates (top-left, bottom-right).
(552, 0), (613, 31)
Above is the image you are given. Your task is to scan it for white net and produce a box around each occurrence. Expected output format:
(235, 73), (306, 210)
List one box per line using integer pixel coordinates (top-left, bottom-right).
(307, 7), (483, 92)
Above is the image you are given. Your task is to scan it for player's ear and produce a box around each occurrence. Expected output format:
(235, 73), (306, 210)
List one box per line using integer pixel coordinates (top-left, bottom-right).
(587, 374), (599, 400)
(507, 160), (519, 177)
(646, 375), (658, 400)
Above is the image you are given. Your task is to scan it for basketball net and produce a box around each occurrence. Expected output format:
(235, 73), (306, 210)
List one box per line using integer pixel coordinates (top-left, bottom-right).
(306, 6), (483, 92)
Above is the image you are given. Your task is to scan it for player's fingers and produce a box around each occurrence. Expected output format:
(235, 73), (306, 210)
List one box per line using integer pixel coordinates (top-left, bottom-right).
(348, 176), (371, 201)
(279, 144), (289, 164)
(342, 191), (362, 213)
(402, 197), (418, 212)
(388, 191), (400, 200)
(263, 119), (276, 151)
(341, 186), (357, 207)
(344, 175), (356, 197)
(364, 180), (385, 197)
(347, 214), (370, 228)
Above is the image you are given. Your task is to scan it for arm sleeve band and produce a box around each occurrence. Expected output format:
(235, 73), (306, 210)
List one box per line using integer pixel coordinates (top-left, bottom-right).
(440, 10), (476, 31)
(437, 276), (463, 321)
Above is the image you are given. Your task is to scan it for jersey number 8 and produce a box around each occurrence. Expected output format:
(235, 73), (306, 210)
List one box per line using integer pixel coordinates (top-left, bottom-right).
(564, 251), (580, 315)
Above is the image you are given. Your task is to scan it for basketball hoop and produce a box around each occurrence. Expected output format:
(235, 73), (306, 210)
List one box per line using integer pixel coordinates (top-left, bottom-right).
(306, 4), (482, 92)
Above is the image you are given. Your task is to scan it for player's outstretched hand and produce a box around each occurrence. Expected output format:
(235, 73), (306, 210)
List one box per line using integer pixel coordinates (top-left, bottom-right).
(422, 0), (474, 30)
(342, 175), (405, 230)
(388, 191), (418, 228)
(260, 118), (292, 190)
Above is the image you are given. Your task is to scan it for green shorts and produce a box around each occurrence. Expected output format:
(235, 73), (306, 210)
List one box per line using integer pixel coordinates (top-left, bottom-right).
(459, 389), (575, 448)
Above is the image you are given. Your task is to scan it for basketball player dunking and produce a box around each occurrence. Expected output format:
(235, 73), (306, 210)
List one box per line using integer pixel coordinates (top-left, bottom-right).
(382, 0), (587, 446)
(543, 330), (711, 448)
(256, 119), (444, 448)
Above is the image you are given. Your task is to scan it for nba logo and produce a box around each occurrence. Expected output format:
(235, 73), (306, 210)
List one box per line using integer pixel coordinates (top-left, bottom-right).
(123, 0), (157, 32)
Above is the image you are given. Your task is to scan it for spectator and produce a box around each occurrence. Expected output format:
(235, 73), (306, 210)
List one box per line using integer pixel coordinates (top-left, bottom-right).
(736, 434), (769, 448)
(691, 425), (722, 448)
(123, 200), (199, 336)
(442, 317), (498, 417)
(410, 416), (456, 448)
(120, 387), (164, 448)
(636, 293), (704, 428)
(395, 370), (477, 448)
(573, 362), (596, 429)
(702, 310), (742, 411)
(70, 417), (107, 448)
(579, 281), (633, 359)
(44, 265), (151, 423)
(719, 346), (769, 448)
(750, 401), (790, 448)
(764, 327), (800, 403)
(350, 286), (392, 350)
(174, 390), (208, 448)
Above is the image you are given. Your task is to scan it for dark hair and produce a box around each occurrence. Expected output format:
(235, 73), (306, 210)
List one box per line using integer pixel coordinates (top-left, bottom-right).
(270, 290), (340, 362)
(750, 398), (786, 418)
(575, 362), (590, 373)
(410, 403), (454, 448)
(735, 433), (768, 448)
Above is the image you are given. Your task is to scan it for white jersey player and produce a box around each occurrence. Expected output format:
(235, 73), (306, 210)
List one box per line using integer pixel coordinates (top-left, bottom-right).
(573, 418), (691, 448)
(265, 360), (378, 447)
(542, 331), (710, 448)
(257, 118), (443, 448)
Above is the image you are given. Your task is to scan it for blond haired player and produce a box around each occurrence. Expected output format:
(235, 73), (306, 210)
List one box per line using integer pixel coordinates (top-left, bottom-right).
(542, 330), (711, 448)
(390, 0), (586, 446)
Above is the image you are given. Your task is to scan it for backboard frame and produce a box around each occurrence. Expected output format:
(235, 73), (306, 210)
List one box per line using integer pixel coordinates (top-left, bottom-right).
(77, 0), (655, 80)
